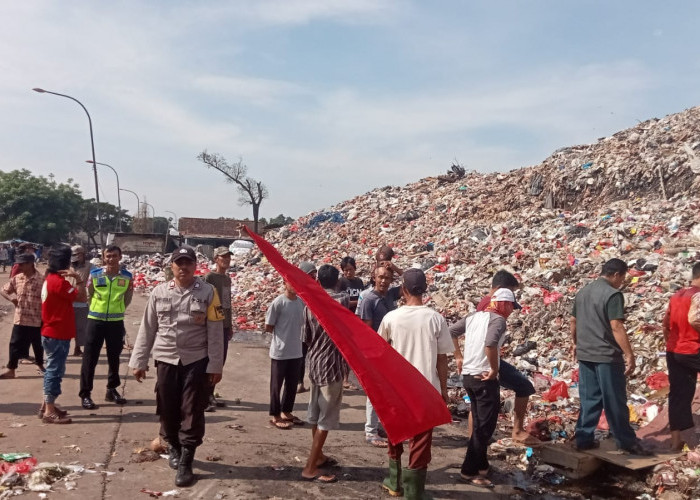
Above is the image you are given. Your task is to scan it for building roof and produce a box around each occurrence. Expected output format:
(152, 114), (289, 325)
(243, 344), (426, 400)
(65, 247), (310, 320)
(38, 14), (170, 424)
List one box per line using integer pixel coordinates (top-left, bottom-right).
(177, 217), (256, 239)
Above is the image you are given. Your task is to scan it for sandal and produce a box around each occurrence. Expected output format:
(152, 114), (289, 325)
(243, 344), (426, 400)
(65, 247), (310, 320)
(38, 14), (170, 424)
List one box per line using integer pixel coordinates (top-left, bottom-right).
(42, 412), (72, 424)
(459, 474), (494, 488)
(366, 435), (388, 448)
(282, 416), (305, 426)
(301, 473), (337, 483)
(37, 406), (68, 419)
(270, 419), (292, 430)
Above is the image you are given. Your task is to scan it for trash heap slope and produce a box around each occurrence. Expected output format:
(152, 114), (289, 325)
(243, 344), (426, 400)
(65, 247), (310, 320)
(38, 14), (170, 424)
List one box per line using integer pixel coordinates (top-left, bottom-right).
(229, 105), (700, 389)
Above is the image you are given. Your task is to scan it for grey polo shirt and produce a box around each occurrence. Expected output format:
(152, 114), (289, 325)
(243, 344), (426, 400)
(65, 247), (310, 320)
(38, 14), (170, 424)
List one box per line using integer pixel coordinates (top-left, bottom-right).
(129, 277), (225, 374)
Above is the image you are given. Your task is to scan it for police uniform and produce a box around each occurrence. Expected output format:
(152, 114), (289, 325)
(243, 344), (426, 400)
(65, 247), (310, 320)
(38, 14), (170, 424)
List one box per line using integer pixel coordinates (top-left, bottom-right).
(79, 266), (133, 401)
(129, 276), (224, 450)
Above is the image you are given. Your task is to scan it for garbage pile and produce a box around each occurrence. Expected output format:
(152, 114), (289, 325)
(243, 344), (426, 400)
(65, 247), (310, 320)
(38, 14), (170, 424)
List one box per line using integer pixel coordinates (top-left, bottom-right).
(121, 105), (700, 494)
(225, 106), (700, 473)
(0, 452), (92, 495)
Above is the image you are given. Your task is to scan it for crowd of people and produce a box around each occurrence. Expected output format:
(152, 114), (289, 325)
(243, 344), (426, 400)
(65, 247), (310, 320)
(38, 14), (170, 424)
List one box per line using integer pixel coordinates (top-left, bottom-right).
(1, 239), (699, 497)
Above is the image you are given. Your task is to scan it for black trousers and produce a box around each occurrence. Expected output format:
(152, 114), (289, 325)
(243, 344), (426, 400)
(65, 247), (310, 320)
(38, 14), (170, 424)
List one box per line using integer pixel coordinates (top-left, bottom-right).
(156, 358), (210, 448)
(7, 325), (43, 369)
(461, 375), (500, 475)
(270, 357), (303, 416)
(299, 343), (308, 386)
(667, 351), (700, 431)
(79, 319), (125, 398)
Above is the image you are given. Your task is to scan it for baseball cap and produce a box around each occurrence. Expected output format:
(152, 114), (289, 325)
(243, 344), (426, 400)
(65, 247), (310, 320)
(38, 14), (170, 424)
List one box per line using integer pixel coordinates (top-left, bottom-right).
(71, 245), (85, 262)
(299, 261), (317, 275)
(492, 288), (522, 309)
(213, 246), (232, 257)
(16, 253), (35, 264)
(171, 246), (197, 263)
(402, 268), (427, 295)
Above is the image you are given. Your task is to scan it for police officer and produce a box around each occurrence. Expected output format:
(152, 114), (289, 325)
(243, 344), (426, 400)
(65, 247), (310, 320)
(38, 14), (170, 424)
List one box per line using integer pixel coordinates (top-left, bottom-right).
(79, 245), (133, 409)
(129, 245), (224, 487)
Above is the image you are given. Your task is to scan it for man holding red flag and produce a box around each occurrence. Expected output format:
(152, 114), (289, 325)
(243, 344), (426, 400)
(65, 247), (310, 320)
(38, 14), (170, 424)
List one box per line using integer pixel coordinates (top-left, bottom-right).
(378, 268), (452, 498)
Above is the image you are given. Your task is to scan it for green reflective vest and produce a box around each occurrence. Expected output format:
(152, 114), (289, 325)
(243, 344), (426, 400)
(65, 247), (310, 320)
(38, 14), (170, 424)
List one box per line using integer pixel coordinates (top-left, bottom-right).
(87, 268), (132, 321)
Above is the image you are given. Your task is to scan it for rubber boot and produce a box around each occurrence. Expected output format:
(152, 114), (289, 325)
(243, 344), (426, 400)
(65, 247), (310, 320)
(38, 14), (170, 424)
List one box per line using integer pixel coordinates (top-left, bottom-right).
(168, 444), (181, 470)
(402, 468), (432, 500)
(381, 459), (403, 496)
(175, 446), (195, 487)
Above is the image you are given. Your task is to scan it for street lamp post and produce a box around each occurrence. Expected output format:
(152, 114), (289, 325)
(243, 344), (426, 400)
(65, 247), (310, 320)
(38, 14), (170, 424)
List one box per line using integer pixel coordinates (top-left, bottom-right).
(87, 161), (122, 232)
(33, 88), (104, 247)
(119, 188), (140, 216)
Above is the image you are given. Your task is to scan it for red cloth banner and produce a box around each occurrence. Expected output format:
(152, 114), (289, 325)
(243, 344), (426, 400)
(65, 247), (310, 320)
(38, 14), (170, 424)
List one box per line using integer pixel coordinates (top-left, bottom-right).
(244, 227), (452, 444)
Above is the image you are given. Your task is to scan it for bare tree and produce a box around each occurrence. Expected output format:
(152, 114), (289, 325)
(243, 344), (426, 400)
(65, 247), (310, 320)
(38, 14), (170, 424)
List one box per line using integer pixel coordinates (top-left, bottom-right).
(197, 151), (269, 233)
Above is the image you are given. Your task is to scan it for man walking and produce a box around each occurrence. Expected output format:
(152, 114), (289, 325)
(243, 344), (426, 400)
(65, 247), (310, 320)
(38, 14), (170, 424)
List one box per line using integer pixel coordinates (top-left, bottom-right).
(663, 261), (700, 451)
(265, 280), (305, 429)
(69, 246), (93, 357)
(204, 246), (234, 410)
(129, 245), (224, 487)
(300, 265), (350, 483)
(378, 268), (452, 499)
(79, 245), (133, 409)
(571, 258), (651, 455)
(0, 253), (45, 378)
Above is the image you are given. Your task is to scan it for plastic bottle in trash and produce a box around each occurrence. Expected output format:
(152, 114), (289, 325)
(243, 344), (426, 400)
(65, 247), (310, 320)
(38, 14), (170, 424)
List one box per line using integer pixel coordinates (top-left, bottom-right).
(463, 395), (471, 411)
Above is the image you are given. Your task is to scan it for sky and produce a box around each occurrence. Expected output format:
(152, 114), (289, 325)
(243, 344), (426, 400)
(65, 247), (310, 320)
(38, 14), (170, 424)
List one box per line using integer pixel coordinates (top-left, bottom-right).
(1, 1), (699, 223)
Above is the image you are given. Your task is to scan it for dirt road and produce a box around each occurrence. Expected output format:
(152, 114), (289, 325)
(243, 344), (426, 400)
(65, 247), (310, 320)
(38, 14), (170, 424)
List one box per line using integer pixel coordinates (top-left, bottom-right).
(0, 273), (521, 499)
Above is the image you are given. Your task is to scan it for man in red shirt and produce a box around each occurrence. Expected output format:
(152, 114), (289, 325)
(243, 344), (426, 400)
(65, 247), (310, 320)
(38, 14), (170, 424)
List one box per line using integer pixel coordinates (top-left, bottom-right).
(663, 262), (700, 451)
(40, 245), (87, 424)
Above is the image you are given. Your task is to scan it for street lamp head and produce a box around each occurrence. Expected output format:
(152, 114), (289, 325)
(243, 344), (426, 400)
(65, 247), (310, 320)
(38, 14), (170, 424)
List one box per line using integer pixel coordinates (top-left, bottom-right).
(85, 160), (95, 164)
(32, 88), (46, 93)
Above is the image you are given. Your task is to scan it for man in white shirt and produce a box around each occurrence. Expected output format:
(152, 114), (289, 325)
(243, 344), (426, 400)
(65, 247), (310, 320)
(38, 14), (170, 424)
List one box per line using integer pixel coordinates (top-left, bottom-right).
(451, 288), (517, 488)
(378, 268), (452, 499)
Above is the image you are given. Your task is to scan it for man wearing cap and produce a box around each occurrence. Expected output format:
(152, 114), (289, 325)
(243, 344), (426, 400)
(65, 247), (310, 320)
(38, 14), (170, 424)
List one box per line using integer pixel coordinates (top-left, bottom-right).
(79, 245), (133, 409)
(129, 245), (225, 487)
(453, 288), (518, 488)
(10, 242), (36, 278)
(68, 245), (93, 357)
(297, 261), (316, 393)
(377, 268), (452, 498)
(451, 270), (537, 445)
(571, 258), (652, 455)
(0, 253), (45, 378)
(204, 246), (234, 410)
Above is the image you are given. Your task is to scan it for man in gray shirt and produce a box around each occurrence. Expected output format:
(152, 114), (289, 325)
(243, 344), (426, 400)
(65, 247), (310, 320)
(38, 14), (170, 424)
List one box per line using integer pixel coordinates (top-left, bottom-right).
(265, 280), (305, 429)
(129, 245), (225, 487)
(571, 258), (651, 455)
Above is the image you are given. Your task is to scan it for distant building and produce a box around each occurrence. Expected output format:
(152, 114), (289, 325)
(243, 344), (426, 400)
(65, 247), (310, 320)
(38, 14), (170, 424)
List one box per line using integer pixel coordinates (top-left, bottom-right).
(176, 218), (258, 257)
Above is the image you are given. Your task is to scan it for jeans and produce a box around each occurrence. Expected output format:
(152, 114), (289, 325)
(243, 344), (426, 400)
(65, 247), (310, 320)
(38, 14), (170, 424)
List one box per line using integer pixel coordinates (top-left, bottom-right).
(576, 360), (638, 449)
(42, 337), (70, 404)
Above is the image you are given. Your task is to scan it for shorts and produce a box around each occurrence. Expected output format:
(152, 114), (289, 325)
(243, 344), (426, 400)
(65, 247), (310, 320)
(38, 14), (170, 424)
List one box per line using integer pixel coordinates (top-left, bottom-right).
(307, 380), (343, 431)
(499, 360), (536, 397)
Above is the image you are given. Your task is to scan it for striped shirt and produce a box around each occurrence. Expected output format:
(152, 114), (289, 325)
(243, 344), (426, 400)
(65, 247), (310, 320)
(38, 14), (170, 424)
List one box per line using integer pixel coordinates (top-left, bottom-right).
(2, 270), (43, 327)
(303, 289), (350, 386)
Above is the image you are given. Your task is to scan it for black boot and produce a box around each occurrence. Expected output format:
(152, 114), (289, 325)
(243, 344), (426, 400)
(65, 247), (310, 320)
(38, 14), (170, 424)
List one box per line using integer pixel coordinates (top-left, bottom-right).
(168, 444), (181, 470)
(175, 446), (196, 487)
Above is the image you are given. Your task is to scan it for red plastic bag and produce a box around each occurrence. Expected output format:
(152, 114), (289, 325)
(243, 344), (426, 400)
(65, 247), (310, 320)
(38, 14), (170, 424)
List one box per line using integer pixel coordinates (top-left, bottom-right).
(541, 380), (569, 402)
(645, 372), (670, 390)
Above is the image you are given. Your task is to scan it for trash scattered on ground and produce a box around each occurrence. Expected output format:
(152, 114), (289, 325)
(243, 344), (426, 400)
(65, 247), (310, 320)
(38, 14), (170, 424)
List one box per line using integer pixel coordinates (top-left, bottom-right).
(131, 448), (162, 463)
